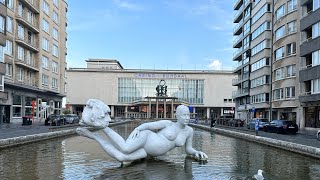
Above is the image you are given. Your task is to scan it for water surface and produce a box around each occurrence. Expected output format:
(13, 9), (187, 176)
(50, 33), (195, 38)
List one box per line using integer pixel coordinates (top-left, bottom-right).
(1, 122), (320, 180)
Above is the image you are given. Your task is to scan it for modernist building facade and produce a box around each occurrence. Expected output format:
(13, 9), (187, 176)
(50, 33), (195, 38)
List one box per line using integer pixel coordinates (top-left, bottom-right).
(233, 0), (320, 130)
(0, 0), (68, 124)
(66, 59), (236, 120)
(299, 0), (320, 129)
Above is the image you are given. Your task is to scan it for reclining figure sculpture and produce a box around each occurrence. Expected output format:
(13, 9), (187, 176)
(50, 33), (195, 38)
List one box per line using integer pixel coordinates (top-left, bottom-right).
(76, 99), (208, 163)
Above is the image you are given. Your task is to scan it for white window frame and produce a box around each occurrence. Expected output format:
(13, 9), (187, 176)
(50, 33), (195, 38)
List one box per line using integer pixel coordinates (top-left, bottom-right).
(42, 56), (49, 69)
(5, 40), (13, 56)
(42, 38), (49, 51)
(42, 0), (49, 15)
(52, 44), (59, 57)
(6, 16), (12, 33)
(17, 46), (24, 61)
(42, 18), (49, 32)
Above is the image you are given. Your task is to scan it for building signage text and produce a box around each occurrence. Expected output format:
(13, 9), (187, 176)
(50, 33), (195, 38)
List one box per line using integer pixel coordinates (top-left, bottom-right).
(134, 73), (187, 79)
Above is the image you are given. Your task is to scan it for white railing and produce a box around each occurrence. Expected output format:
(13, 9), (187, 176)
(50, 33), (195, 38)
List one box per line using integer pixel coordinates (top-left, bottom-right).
(233, 33), (243, 45)
(233, 47), (243, 58)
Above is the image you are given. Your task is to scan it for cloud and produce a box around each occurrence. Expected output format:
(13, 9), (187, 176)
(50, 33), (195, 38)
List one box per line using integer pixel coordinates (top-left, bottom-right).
(112, 0), (144, 11)
(208, 59), (223, 70)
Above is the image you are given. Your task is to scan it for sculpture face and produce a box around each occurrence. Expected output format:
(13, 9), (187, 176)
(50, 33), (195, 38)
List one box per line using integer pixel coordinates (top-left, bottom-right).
(80, 99), (111, 128)
(176, 105), (190, 125)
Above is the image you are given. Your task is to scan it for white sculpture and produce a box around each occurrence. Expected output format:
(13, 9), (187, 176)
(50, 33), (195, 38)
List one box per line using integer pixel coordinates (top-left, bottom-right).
(77, 99), (208, 163)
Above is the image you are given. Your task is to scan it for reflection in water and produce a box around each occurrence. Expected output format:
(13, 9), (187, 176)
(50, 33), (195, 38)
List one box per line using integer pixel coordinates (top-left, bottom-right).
(0, 122), (320, 180)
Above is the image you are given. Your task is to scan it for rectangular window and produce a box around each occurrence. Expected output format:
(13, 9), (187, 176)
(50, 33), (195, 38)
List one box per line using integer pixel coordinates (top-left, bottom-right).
(5, 40), (13, 56)
(286, 65), (296, 77)
(252, 4), (271, 24)
(42, 19), (49, 32)
(5, 63), (12, 77)
(251, 39), (271, 56)
(26, 51), (32, 65)
(42, 74), (49, 86)
(0, 45), (3, 63)
(251, 57), (270, 72)
(312, 50), (320, 66)
(244, 20), (251, 35)
(288, 20), (297, 34)
(276, 5), (285, 20)
(274, 88), (284, 100)
(312, 22), (320, 39)
(286, 87), (295, 99)
(0, 15), (4, 33)
(275, 26), (285, 40)
(0, 75), (3, 91)
(53, 11), (59, 23)
(27, 10), (34, 24)
(312, 78), (320, 94)
(42, 38), (49, 51)
(53, 0), (59, 7)
(42, 56), (49, 69)
(18, 24), (24, 39)
(314, 0), (320, 10)
(53, 28), (58, 40)
(43, 0), (49, 14)
(7, 0), (13, 9)
(287, 42), (296, 56)
(252, 21), (271, 40)
(6, 16), (12, 33)
(52, 78), (58, 89)
(17, 46), (24, 61)
(288, 0), (297, 12)
(52, 44), (59, 57)
(52, 61), (58, 73)
(18, 2), (23, 17)
(18, 67), (24, 81)
(275, 68), (284, 80)
(275, 46), (285, 60)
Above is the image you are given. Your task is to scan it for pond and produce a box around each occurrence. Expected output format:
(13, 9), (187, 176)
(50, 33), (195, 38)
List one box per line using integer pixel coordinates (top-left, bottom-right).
(0, 122), (320, 180)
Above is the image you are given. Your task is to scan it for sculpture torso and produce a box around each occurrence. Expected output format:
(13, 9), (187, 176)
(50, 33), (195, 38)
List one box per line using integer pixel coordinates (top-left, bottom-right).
(143, 122), (191, 156)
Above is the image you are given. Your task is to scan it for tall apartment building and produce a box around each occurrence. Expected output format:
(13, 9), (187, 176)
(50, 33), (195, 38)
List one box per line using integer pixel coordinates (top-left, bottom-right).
(300, 0), (320, 129)
(0, 0), (67, 124)
(233, 0), (301, 125)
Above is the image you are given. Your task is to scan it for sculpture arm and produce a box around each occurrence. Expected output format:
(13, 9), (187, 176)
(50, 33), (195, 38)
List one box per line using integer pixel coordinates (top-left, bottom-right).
(135, 120), (171, 131)
(185, 129), (208, 159)
(130, 120), (171, 139)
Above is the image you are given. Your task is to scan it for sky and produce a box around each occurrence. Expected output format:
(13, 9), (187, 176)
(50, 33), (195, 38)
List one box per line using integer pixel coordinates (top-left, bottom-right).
(66, 0), (235, 70)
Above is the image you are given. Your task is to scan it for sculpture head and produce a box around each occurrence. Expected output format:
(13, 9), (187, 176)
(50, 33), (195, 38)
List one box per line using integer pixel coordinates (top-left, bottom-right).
(176, 105), (190, 125)
(80, 99), (111, 128)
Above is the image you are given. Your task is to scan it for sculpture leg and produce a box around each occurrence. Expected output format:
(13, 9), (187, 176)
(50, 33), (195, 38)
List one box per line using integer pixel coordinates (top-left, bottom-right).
(103, 127), (149, 154)
(95, 135), (147, 162)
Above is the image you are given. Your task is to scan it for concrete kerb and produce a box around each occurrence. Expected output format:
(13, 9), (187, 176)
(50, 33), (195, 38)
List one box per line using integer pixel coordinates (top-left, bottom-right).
(0, 120), (132, 149)
(190, 123), (320, 159)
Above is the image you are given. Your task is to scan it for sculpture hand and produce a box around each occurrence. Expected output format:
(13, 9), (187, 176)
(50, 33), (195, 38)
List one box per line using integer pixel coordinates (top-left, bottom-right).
(195, 151), (208, 160)
(129, 128), (140, 139)
(76, 127), (96, 140)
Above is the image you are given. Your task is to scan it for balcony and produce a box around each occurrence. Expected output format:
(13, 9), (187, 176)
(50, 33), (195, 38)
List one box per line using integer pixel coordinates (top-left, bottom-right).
(233, 19), (243, 35)
(233, 0), (243, 10)
(299, 64), (320, 82)
(233, 47), (243, 60)
(20, 0), (40, 13)
(232, 88), (249, 99)
(233, 58), (249, 73)
(300, 36), (320, 57)
(299, 92), (320, 103)
(16, 13), (39, 33)
(233, 5), (243, 23)
(15, 36), (39, 52)
(14, 60), (39, 72)
(232, 73), (249, 86)
(233, 33), (243, 48)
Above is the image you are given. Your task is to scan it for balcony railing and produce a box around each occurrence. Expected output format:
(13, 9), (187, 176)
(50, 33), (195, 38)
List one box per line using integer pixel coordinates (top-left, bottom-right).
(233, 19), (243, 33)
(233, 33), (243, 45)
(232, 88), (249, 98)
(234, 5), (244, 18)
(16, 11), (39, 33)
(20, 0), (40, 13)
(233, 47), (243, 58)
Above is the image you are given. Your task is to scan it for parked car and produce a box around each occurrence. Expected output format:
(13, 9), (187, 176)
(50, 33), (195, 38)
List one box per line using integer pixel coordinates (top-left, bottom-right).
(229, 119), (244, 127)
(263, 120), (298, 134)
(45, 114), (64, 126)
(247, 118), (269, 130)
(63, 114), (80, 124)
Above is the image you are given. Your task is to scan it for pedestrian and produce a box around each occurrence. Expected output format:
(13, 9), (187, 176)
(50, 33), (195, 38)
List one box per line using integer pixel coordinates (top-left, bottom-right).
(210, 118), (216, 128)
(255, 120), (259, 136)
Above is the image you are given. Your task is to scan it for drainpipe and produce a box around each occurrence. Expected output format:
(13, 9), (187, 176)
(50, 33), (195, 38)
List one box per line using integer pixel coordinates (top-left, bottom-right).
(269, 0), (275, 122)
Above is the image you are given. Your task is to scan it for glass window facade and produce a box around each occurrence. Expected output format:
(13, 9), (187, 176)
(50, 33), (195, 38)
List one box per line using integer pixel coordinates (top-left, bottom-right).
(118, 78), (204, 104)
